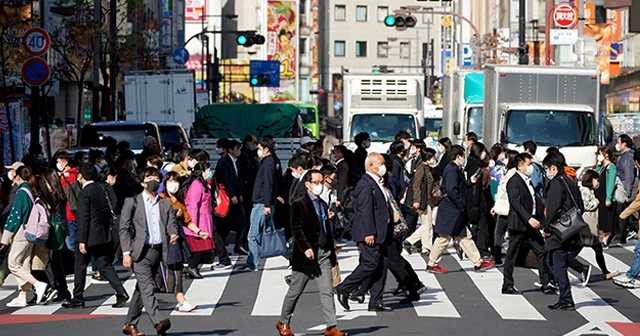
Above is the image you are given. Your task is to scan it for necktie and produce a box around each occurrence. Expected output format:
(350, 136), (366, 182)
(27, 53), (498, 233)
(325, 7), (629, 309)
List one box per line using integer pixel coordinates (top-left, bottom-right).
(315, 199), (327, 246)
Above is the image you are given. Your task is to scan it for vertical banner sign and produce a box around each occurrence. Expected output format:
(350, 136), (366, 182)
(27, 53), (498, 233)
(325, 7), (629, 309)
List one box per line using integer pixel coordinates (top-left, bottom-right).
(186, 55), (205, 90)
(440, 0), (453, 72)
(585, 24), (611, 85)
(310, 0), (320, 104)
(0, 5), (31, 86)
(185, 0), (205, 22)
(162, 0), (173, 52)
(266, 0), (298, 101)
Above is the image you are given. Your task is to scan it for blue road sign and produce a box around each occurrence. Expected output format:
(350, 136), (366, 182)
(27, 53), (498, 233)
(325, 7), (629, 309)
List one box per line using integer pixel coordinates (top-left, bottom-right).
(172, 47), (190, 65)
(249, 60), (280, 88)
(21, 57), (49, 87)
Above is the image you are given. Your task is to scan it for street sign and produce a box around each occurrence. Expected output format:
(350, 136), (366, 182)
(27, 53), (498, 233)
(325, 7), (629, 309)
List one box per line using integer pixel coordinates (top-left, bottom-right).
(21, 57), (50, 87)
(550, 29), (578, 45)
(460, 44), (475, 67)
(249, 60), (280, 87)
(553, 4), (578, 28)
(22, 27), (51, 57)
(440, 50), (452, 74)
(172, 47), (190, 65)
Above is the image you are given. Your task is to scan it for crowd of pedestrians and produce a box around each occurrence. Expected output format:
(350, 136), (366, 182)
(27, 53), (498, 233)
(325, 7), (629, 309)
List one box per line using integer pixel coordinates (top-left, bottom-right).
(0, 129), (640, 336)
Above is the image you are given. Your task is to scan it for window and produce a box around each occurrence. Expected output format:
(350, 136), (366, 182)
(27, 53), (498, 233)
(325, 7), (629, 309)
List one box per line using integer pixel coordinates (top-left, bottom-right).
(356, 5), (367, 22)
(356, 41), (367, 57)
(350, 114), (417, 142)
(400, 42), (410, 59)
(334, 40), (345, 57)
(377, 6), (388, 22)
(504, 109), (595, 146)
(300, 37), (307, 55)
(377, 42), (388, 58)
(334, 5), (346, 21)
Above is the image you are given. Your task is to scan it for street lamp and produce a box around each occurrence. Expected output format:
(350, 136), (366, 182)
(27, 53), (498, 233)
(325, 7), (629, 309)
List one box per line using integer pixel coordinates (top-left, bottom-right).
(200, 13), (238, 98)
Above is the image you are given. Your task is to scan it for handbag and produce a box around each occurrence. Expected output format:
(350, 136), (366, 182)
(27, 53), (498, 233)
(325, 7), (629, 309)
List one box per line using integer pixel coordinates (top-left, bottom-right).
(429, 179), (444, 207)
(549, 177), (589, 243)
(387, 188), (410, 239)
(101, 186), (118, 229)
(257, 217), (289, 259)
(214, 183), (230, 218)
(46, 214), (66, 251)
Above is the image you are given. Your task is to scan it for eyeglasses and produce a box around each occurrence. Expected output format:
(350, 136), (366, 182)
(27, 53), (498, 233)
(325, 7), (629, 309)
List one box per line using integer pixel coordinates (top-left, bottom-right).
(308, 180), (323, 185)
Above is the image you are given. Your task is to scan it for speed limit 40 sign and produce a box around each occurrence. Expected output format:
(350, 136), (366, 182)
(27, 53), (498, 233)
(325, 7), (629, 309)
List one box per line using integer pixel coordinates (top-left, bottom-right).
(22, 27), (51, 57)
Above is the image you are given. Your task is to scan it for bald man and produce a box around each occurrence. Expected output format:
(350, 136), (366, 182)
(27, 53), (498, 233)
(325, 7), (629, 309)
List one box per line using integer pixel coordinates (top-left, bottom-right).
(335, 153), (393, 312)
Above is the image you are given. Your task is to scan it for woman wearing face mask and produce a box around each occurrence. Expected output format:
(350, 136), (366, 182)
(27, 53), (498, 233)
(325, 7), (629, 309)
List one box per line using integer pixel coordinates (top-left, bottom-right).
(594, 146), (617, 247)
(490, 150), (520, 265)
(389, 141), (408, 191)
(184, 162), (214, 279)
(432, 137), (453, 181)
(404, 148), (437, 258)
(158, 172), (202, 312)
(99, 166), (122, 259)
(465, 142), (496, 262)
(578, 170), (619, 280)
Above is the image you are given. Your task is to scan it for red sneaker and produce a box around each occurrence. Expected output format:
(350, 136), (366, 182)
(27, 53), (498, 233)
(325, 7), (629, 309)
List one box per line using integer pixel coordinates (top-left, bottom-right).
(427, 265), (449, 274)
(474, 260), (495, 272)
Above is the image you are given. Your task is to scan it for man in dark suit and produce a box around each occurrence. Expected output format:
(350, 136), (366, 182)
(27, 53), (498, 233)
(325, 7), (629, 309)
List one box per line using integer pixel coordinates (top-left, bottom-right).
(119, 167), (179, 336)
(352, 132), (370, 179)
(217, 140), (248, 258)
(336, 153), (393, 312)
(333, 145), (349, 208)
(276, 170), (346, 336)
(502, 153), (552, 295)
(288, 155), (308, 205)
(62, 164), (128, 309)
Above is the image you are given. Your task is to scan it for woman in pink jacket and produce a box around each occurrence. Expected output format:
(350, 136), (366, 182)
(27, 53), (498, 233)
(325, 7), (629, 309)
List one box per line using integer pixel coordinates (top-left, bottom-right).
(183, 162), (214, 279)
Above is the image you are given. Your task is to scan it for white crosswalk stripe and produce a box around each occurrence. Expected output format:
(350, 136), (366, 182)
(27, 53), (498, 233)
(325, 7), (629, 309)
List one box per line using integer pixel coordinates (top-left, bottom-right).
(404, 254), (460, 318)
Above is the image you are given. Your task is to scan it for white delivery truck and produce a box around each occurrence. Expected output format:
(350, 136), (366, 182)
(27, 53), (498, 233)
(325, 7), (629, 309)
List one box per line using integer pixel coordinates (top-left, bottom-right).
(123, 70), (197, 135)
(424, 104), (442, 148)
(440, 70), (484, 143)
(340, 74), (426, 153)
(483, 65), (600, 170)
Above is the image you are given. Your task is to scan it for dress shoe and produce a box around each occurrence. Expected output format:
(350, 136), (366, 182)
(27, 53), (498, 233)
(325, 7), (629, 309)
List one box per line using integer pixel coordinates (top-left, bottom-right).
(541, 286), (555, 295)
(284, 274), (292, 285)
(122, 324), (145, 336)
(402, 240), (413, 255)
(399, 293), (420, 304)
(392, 287), (407, 296)
(348, 293), (365, 304)
(501, 286), (519, 295)
(234, 247), (249, 256)
(185, 267), (204, 279)
(411, 283), (427, 295)
(548, 302), (575, 311)
(324, 326), (348, 336)
(276, 321), (293, 336)
(112, 294), (129, 308)
(61, 298), (85, 309)
(154, 318), (171, 336)
(336, 290), (350, 311)
(53, 290), (72, 302)
(368, 304), (393, 312)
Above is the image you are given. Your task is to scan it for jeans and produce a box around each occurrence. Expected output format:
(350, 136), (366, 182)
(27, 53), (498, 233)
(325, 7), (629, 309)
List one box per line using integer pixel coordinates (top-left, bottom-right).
(626, 238), (640, 278)
(65, 220), (77, 251)
(247, 204), (275, 270)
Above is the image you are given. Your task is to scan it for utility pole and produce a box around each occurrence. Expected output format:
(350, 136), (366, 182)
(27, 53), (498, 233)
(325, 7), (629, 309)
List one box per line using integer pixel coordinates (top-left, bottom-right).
(518, 0), (528, 64)
(92, 0), (101, 121)
(109, 0), (117, 120)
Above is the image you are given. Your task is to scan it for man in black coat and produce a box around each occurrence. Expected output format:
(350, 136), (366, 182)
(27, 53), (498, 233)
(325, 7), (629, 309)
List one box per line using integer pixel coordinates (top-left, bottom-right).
(502, 153), (552, 295)
(288, 155), (309, 205)
(336, 153), (393, 312)
(217, 140), (248, 258)
(276, 171), (346, 336)
(63, 164), (127, 309)
(350, 132), (370, 185)
(333, 145), (350, 207)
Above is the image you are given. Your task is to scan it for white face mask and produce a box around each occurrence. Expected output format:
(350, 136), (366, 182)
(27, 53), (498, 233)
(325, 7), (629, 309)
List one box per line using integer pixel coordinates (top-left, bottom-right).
(56, 163), (65, 172)
(167, 182), (180, 194)
(215, 148), (223, 155)
(525, 164), (534, 176)
(489, 159), (496, 168)
(404, 142), (410, 150)
(480, 152), (487, 160)
(597, 154), (605, 162)
(410, 148), (417, 155)
(291, 171), (300, 179)
(311, 184), (323, 196)
(593, 181), (600, 190)
(365, 141), (371, 149)
(458, 156), (466, 167)
(378, 164), (387, 176)
(463, 142), (469, 150)
(188, 160), (196, 169)
(108, 177), (116, 186)
(257, 149), (265, 159)
(615, 143), (621, 152)
(7, 171), (15, 181)
(233, 149), (241, 157)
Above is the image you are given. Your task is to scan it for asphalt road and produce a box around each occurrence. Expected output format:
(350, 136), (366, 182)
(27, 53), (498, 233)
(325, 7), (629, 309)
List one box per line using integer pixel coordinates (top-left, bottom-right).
(1, 244), (639, 336)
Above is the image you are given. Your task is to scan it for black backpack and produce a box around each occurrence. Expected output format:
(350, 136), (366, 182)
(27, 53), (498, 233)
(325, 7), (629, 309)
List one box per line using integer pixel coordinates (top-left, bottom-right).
(337, 186), (357, 233)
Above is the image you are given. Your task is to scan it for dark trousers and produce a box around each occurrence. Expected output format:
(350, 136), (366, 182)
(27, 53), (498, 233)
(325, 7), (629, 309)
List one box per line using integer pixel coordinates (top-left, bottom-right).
(225, 203), (248, 250)
(338, 243), (388, 307)
(47, 249), (70, 295)
(386, 239), (420, 290)
(548, 248), (574, 305)
(474, 213), (495, 258)
(568, 241), (609, 275)
(214, 229), (231, 264)
(503, 228), (550, 288)
(73, 243), (126, 300)
(401, 205), (419, 233)
(112, 215), (122, 259)
(616, 202), (634, 243)
(493, 216), (508, 261)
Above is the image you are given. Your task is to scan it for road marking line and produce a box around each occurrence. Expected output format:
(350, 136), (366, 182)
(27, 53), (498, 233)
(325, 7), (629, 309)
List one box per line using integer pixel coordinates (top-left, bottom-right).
(405, 254), (461, 318)
(251, 256), (291, 316)
(90, 274), (137, 315)
(12, 274), (91, 315)
(579, 248), (640, 300)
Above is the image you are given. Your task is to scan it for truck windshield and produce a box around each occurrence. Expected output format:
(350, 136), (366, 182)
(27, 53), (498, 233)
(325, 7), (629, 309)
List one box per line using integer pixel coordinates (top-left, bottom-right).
(424, 118), (442, 138)
(505, 110), (595, 147)
(80, 124), (159, 149)
(467, 107), (483, 138)
(298, 107), (317, 124)
(350, 114), (416, 142)
(158, 125), (187, 147)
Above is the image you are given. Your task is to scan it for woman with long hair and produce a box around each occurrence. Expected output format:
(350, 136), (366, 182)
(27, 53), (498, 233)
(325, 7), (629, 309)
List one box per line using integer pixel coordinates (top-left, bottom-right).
(433, 137), (453, 181)
(466, 142), (496, 261)
(184, 162), (214, 279)
(0, 166), (51, 307)
(595, 146), (617, 247)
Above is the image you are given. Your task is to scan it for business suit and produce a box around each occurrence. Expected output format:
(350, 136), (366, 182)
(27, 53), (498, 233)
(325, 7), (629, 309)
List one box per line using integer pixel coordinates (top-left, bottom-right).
(337, 173), (390, 308)
(288, 172), (308, 205)
(335, 159), (349, 203)
(119, 192), (179, 327)
(217, 155), (248, 251)
(502, 172), (550, 289)
(73, 181), (126, 301)
(280, 194), (338, 328)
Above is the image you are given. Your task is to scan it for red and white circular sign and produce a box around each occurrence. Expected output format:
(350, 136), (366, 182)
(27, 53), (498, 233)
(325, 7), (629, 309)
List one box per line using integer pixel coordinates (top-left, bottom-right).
(553, 4), (578, 28)
(22, 27), (51, 57)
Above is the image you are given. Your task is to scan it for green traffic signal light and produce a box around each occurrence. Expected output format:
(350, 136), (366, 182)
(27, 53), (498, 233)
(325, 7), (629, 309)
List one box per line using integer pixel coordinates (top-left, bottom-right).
(384, 15), (395, 27)
(250, 77), (258, 85)
(237, 35), (247, 45)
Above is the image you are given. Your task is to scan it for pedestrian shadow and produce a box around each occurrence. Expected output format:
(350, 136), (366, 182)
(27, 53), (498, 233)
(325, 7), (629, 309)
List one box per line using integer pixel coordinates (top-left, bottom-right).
(191, 301), (241, 310)
(344, 326), (389, 335)
(168, 330), (235, 335)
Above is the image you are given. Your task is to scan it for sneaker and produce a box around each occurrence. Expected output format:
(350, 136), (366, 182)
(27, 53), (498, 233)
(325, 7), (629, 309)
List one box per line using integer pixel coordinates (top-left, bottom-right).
(43, 287), (58, 304)
(217, 262), (233, 270)
(605, 270), (620, 280)
(34, 282), (48, 305)
(91, 274), (109, 284)
(627, 230), (638, 241)
(613, 275), (637, 289)
(178, 301), (197, 312)
(6, 295), (27, 307)
(453, 240), (464, 259)
(534, 281), (558, 289)
(427, 265), (449, 274)
(402, 241), (413, 255)
(474, 260), (495, 272)
(578, 265), (593, 287)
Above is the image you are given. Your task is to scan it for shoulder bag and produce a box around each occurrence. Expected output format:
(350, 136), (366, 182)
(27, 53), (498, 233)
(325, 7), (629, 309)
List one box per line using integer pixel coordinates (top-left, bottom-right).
(549, 177), (588, 243)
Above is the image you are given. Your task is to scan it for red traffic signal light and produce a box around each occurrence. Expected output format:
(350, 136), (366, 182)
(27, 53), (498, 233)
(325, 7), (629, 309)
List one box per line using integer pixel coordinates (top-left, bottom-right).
(309, 89), (326, 95)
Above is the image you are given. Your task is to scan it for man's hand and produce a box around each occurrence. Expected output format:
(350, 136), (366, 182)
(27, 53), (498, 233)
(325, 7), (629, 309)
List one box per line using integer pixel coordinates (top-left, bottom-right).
(541, 230), (551, 238)
(231, 196), (238, 205)
(470, 173), (480, 184)
(123, 254), (132, 269)
(304, 248), (314, 260)
(328, 210), (335, 220)
(277, 197), (285, 204)
(606, 201), (612, 207)
(412, 202), (420, 210)
(364, 235), (375, 247)
(528, 218), (541, 229)
(264, 207), (271, 216)
(335, 201), (341, 208)
(79, 243), (87, 255)
(169, 234), (178, 245)
(490, 208), (496, 215)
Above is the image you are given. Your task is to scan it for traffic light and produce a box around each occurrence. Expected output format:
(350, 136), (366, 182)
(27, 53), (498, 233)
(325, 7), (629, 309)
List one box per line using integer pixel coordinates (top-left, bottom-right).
(384, 12), (417, 31)
(237, 33), (266, 47)
(250, 73), (271, 87)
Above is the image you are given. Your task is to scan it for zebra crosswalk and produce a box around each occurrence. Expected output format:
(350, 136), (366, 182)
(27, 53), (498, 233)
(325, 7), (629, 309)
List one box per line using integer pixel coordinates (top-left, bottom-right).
(0, 244), (639, 330)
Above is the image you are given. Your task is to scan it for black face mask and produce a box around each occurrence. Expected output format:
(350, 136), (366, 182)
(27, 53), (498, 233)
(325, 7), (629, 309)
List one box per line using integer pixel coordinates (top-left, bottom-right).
(145, 180), (160, 193)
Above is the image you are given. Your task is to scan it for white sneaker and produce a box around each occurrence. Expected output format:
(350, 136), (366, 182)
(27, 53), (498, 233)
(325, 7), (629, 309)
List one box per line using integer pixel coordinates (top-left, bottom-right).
(179, 301), (197, 312)
(34, 282), (48, 305)
(6, 295), (27, 307)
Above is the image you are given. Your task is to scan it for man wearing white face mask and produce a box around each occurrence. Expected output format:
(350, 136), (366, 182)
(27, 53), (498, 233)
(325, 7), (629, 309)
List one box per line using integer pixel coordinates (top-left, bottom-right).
(288, 155), (309, 205)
